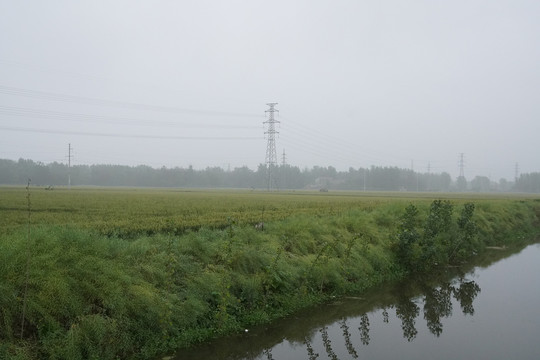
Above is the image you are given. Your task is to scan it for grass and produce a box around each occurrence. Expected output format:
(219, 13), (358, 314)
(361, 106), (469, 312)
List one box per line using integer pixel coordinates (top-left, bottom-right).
(0, 186), (539, 359)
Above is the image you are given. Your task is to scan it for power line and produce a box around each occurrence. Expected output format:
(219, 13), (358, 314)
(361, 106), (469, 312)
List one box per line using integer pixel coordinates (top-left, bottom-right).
(0, 126), (262, 140)
(0, 105), (259, 129)
(280, 115), (421, 167)
(0, 84), (263, 118)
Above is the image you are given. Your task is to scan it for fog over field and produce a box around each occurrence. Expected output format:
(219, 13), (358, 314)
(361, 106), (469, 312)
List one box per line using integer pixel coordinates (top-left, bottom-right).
(1, 0), (539, 181)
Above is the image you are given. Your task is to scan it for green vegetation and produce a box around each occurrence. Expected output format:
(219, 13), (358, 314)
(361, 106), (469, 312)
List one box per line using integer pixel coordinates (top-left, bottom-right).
(1, 187), (539, 359)
(395, 200), (480, 272)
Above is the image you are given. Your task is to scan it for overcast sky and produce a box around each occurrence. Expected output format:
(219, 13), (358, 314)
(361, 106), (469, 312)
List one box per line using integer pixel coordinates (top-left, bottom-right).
(1, 0), (538, 181)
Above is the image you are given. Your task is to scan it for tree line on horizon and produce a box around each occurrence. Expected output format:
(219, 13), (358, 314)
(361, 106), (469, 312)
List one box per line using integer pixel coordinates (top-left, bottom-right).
(0, 158), (537, 192)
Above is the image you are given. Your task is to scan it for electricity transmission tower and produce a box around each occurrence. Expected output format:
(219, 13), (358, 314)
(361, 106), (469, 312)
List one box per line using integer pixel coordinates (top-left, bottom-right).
(457, 153), (467, 191)
(458, 153), (465, 178)
(264, 103), (279, 191)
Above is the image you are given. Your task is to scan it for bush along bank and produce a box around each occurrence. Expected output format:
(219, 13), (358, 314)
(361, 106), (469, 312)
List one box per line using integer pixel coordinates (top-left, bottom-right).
(1, 199), (539, 359)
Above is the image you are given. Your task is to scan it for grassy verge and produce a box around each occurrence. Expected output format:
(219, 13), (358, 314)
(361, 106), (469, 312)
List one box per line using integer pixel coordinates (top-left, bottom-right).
(1, 192), (539, 359)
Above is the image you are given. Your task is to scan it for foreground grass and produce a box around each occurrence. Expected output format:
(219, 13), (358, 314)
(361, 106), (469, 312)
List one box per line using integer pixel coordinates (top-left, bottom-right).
(1, 188), (539, 359)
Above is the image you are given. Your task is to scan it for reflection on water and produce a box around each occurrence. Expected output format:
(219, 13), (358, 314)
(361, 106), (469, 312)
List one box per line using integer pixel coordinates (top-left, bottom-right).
(303, 337), (318, 360)
(173, 244), (540, 360)
(340, 319), (358, 357)
(320, 326), (337, 360)
(261, 348), (273, 360)
(395, 277), (480, 341)
(333, 275), (482, 347)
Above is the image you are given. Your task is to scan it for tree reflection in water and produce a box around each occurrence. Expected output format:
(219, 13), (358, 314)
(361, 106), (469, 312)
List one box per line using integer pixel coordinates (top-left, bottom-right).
(453, 278), (481, 315)
(382, 307), (390, 323)
(395, 296), (420, 341)
(359, 278), (480, 345)
(304, 337), (319, 360)
(320, 326), (338, 360)
(423, 282), (453, 337)
(358, 314), (370, 345)
(262, 348), (274, 360)
(339, 319), (358, 358)
(306, 275), (481, 356)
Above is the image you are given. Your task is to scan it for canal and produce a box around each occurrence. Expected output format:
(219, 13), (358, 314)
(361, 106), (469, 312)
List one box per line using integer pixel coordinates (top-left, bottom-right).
(173, 243), (540, 360)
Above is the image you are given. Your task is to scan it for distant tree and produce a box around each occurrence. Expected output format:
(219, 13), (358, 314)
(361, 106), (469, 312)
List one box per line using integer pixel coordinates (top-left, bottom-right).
(1, 157), (526, 193)
(0, 159), (17, 183)
(439, 172), (452, 192)
(498, 178), (511, 192)
(470, 176), (490, 192)
(515, 172), (540, 193)
(455, 176), (467, 191)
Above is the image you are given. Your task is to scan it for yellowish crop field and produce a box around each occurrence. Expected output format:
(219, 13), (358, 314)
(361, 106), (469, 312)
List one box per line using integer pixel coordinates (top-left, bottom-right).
(1, 185), (536, 236)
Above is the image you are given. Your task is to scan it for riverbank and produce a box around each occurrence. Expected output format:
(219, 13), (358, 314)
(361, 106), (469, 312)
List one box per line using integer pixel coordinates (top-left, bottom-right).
(1, 193), (539, 359)
(177, 242), (540, 360)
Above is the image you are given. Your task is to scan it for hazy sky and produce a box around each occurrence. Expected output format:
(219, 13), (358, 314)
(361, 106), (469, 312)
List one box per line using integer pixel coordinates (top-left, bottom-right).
(1, 0), (539, 181)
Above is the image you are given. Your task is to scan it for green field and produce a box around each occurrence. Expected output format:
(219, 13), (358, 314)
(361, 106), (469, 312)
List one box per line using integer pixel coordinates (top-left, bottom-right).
(1, 186), (539, 359)
(2, 186), (535, 235)
(1, 186), (393, 235)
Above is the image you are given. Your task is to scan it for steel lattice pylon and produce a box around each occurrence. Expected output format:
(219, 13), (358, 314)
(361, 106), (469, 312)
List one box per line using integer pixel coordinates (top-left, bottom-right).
(264, 103), (279, 190)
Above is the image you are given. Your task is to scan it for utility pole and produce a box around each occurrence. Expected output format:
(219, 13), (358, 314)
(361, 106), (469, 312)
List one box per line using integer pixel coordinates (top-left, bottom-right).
(264, 103), (279, 191)
(515, 162), (519, 183)
(410, 160), (419, 192)
(67, 143), (72, 190)
(427, 162), (431, 191)
(363, 168), (367, 192)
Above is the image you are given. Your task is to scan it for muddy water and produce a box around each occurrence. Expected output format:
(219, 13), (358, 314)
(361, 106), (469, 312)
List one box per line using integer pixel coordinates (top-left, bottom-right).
(174, 243), (540, 360)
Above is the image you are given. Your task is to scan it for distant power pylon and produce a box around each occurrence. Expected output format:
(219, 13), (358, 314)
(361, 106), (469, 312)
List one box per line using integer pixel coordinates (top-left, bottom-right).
(458, 153), (465, 178)
(264, 103), (279, 190)
(456, 153), (467, 191)
(282, 149), (287, 166)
